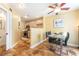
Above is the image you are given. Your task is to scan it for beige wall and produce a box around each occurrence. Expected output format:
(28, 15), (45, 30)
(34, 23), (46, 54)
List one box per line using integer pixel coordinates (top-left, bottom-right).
(30, 28), (45, 48)
(43, 15), (63, 32)
(12, 14), (22, 45)
(43, 10), (79, 47)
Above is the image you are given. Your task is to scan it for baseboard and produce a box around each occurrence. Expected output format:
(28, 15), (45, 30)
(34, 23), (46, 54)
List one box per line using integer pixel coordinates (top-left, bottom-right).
(68, 43), (79, 48)
(30, 39), (46, 48)
(12, 41), (20, 48)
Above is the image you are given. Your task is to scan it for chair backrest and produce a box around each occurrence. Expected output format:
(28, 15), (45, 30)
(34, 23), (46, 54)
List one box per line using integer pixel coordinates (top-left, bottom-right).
(64, 32), (70, 46)
(46, 31), (51, 37)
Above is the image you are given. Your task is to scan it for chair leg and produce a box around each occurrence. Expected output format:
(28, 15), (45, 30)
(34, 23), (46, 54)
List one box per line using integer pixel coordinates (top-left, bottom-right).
(66, 49), (69, 55)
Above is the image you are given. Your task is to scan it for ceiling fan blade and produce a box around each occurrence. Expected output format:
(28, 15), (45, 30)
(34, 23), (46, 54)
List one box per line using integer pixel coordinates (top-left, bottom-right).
(49, 6), (55, 8)
(61, 8), (70, 10)
(48, 10), (54, 14)
(60, 3), (66, 7)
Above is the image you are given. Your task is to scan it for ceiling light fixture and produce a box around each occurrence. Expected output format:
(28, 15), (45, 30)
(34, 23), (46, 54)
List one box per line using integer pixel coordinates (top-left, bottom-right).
(54, 7), (61, 13)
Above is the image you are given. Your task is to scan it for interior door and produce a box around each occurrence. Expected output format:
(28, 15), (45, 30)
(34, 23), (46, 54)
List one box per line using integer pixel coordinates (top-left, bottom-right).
(0, 5), (13, 55)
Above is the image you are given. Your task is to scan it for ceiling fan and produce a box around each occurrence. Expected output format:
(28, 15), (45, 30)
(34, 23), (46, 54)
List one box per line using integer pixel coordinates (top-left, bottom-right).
(48, 3), (70, 14)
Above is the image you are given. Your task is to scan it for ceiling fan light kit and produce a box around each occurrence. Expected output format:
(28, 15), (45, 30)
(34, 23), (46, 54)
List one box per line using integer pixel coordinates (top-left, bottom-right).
(48, 3), (70, 14)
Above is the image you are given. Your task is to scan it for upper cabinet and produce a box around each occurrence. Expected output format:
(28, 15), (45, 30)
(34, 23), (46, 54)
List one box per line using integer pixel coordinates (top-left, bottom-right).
(26, 17), (43, 28)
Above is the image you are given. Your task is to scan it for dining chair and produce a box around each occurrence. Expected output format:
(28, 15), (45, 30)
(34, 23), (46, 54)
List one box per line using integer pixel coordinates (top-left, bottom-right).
(55, 32), (69, 46)
(54, 32), (70, 55)
(48, 32), (70, 56)
(46, 31), (51, 38)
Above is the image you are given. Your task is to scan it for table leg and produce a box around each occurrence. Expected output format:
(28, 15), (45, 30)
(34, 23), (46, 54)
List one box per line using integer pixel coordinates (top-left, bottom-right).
(60, 40), (63, 56)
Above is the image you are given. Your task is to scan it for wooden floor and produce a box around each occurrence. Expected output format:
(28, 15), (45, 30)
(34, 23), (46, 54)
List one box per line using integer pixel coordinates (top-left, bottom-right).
(4, 39), (56, 56)
(0, 38), (79, 56)
(0, 45), (6, 55)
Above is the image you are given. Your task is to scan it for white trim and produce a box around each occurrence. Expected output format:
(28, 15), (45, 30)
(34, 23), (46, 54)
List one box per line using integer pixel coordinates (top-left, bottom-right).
(30, 39), (46, 48)
(6, 12), (13, 50)
(12, 41), (20, 48)
(6, 41), (19, 51)
(68, 43), (79, 47)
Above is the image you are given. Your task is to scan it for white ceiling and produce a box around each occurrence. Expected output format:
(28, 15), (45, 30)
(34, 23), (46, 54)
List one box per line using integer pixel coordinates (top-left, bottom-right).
(7, 3), (79, 20)
(8, 3), (49, 19)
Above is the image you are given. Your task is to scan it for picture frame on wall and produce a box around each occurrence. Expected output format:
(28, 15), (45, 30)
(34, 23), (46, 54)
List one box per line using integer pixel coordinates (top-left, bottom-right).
(54, 19), (64, 28)
(18, 21), (20, 29)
